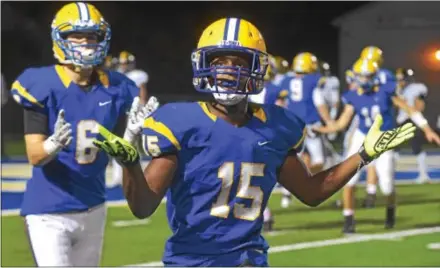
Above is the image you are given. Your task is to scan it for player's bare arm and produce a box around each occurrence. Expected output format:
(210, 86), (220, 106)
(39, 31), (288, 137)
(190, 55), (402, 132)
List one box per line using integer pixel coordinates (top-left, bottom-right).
(278, 150), (364, 206)
(391, 95), (440, 145)
(315, 104), (354, 134)
(279, 114), (416, 207)
(122, 155), (177, 219)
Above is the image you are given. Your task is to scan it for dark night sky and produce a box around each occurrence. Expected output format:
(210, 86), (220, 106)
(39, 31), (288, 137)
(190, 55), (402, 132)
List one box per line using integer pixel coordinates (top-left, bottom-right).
(2, 1), (367, 98)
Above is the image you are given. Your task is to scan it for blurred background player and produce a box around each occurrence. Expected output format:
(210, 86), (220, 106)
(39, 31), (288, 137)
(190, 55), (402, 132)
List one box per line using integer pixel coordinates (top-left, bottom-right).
(315, 58), (440, 234)
(108, 50), (150, 187)
(395, 68), (431, 184)
(9, 2), (140, 266)
(358, 46), (395, 207)
(248, 54), (289, 107)
(319, 61), (342, 168)
(103, 54), (117, 71)
(279, 52), (333, 208)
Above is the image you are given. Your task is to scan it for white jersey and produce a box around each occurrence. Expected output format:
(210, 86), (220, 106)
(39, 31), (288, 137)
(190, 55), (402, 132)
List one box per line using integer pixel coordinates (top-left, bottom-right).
(126, 69), (149, 88)
(321, 76), (340, 107)
(396, 83), (428, 124)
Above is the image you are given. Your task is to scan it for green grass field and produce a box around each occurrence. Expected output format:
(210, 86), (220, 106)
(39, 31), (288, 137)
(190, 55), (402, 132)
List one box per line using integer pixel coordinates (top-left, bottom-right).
(1, 184), (439, 267)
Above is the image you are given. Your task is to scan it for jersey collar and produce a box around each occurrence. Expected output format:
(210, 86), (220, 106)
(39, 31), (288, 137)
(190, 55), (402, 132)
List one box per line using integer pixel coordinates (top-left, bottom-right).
(54, 65), (109, 89)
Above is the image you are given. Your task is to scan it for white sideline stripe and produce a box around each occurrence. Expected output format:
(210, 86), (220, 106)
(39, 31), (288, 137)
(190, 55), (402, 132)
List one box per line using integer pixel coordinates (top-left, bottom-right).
(126, 227), (440, 267)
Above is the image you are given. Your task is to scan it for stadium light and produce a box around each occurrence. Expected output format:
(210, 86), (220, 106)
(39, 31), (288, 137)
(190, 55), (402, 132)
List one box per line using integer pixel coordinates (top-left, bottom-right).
(435, 49), (440, 61)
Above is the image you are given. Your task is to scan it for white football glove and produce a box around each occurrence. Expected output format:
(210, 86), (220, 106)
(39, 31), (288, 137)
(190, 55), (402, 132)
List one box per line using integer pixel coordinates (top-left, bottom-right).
(124, 96), (160, 144)
(43, 109), (73, 156)
(358, 114), (416, 164)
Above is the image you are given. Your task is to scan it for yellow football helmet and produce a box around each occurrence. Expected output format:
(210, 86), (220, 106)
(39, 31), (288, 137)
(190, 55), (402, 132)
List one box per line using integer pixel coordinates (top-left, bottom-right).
(345, 69), (355, 84)
(292, 52), (318, 74)
(51, 2), (111, 67)
(191, 17), (268, 96)
(116, 50), (136, 73)
(352, 58), (379, 91)
(264, 55), (289, 81)
(360, 46), (383, 67)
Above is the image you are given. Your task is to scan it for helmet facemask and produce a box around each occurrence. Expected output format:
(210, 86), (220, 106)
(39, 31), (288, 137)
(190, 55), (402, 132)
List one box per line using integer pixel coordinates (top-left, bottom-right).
(192, 47), (268, 106)
(52, 19), (111, 67)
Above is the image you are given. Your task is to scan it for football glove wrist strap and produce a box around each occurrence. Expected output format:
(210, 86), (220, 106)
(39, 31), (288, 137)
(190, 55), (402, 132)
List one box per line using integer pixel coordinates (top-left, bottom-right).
(43, 137), (63, 156)
(123, 128), (137, 145)
(358, 145), (374, 165)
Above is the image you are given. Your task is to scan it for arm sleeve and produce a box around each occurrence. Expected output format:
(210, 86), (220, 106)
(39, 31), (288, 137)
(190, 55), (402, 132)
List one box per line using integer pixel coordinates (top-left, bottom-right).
(142, 104), (186, 157)
(23, 108), (49, 135)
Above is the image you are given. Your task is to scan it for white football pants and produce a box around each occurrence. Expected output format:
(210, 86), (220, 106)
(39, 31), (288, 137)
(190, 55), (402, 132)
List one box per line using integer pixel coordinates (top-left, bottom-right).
(24, 204), (106, 266)
(345, 129), (395, 195)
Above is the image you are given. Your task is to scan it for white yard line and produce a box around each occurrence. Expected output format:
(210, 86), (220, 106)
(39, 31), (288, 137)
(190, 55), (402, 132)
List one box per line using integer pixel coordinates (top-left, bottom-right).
(126, 226), (440, 267)
(112, 219), (151, 228)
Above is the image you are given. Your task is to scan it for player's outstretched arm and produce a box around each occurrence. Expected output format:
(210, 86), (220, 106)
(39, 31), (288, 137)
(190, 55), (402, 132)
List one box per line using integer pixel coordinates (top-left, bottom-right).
(279, 115), (416, 207)
(392, 96), (440, 145)
(314, 104), (354, 134)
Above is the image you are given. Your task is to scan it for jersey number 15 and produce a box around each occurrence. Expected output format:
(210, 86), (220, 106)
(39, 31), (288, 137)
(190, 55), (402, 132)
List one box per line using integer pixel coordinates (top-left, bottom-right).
(211, 162), (265, 222)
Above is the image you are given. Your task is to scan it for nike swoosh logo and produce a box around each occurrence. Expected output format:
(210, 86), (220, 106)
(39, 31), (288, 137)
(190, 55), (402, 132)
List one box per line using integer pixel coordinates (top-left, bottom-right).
(99, 101), (111, 106)
(258, 141), (270, 146)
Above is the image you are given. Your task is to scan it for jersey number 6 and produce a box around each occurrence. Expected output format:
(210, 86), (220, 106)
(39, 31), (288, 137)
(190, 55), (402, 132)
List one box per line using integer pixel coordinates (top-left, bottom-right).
(76, 120), (100, 164)
(211, 162), (265, 221)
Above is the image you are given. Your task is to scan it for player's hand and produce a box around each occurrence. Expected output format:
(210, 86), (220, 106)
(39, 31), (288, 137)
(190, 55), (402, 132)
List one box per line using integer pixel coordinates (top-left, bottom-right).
(93, 123), (139, 165)
(125, 96), (160, 143)
(359, 114), (416, 163)
(43, 109), (73, 156)
(423, 127), (440, 146)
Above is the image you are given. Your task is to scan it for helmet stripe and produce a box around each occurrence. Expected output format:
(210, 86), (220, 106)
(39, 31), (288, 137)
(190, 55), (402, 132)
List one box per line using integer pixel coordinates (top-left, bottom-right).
(233, 19), (241, 41)
(223, 18), (230, 41)
(226, 18), (238, 41)
(77, 2), (89, 21)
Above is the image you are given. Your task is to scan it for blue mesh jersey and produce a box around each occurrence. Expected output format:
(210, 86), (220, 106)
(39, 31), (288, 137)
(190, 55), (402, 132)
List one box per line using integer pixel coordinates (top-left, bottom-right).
(281, 72), (324, 124)
(342, 81), (397, 134)
(142, 102), (306, 266)
(377, 68), (396, 86)
(11, 65), (138, 216)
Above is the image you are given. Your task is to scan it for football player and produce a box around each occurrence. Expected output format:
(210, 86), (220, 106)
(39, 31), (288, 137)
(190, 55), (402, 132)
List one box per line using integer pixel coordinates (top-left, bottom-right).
(319, 61), (342, 167)
(359, 47), (396, 207)
(315, 58), (440, 233)
(94, 18), (417, 266)
(10, 2), (149, 266)
(109, 50), (150, 187)
(278, 52), (334, 208)
(395, 68), (431, 184)
(248, 54), (289, 107)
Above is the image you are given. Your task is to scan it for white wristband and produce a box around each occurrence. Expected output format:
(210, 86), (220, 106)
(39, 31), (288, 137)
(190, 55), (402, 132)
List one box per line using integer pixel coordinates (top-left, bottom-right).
(410, 112), (428, 129)
(43, 137), (63, 156)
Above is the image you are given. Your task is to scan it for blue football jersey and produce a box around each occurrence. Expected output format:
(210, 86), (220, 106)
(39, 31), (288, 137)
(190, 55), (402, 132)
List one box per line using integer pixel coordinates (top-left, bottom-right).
(282, 73), (324, 124)
(377, 68), (396, 86)
(11, 65), (138, 216)
(142, 102), (305, 266)
(342, 82), (397, 134)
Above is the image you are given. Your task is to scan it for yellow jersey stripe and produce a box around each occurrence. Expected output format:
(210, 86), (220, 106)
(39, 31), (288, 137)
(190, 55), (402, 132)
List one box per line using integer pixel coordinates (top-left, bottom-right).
(292, 127), (307, 150)
(143, 117), (181, 150)
(11, 81), (44, 108)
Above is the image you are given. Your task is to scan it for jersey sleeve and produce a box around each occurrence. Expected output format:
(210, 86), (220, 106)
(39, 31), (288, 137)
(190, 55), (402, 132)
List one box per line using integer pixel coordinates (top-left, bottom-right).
(418, 84), (428, 99)
(108, 71), (139, 114)
(276, 107), (306, 152)
(142, 103), (186, 157)
(341, 90), (353, 106)
(127, 70), (149, 87)
(10, 68), (48, 113)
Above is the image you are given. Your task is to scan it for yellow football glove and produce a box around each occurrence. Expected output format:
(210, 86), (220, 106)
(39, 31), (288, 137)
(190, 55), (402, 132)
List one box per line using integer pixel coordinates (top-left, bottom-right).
(359, 114), (416, 164)
(92, 123), (139, 165)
